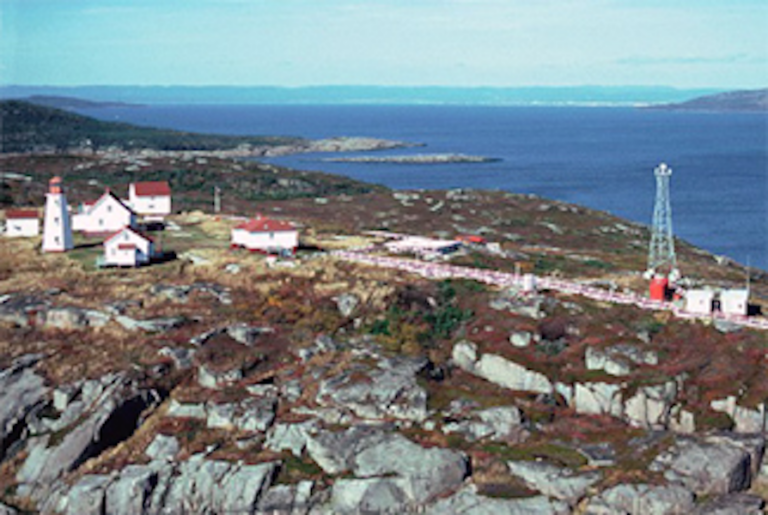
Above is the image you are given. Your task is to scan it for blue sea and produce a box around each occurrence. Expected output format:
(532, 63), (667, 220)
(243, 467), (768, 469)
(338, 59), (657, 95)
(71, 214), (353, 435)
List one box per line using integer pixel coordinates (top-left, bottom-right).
(78, 105), (768, 271)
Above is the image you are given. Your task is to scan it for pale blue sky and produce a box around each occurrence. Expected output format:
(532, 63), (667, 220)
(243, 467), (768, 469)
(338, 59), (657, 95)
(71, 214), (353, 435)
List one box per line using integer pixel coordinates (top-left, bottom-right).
(1, 0), (766, 87)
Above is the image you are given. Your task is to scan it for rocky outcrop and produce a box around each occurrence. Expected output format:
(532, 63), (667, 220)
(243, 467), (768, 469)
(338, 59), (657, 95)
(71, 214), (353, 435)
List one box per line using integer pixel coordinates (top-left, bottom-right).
(316, 355), (429, 422)
(711, 396), (766, 434)
(425, 485), (569, 515)
(0, 355), (46, 461)
(452, 341), (553, 395)
(150, 282), (232, 305)
(585, 483), (695, 514)
(651, 437), (754, 495)
(166, 396), (277, 434)
(507, 460), (600, 505)
(624, 381), (677, 429)
(585, 344), (657, 376)
(16, 374), (161, 499)
(53, 456), (278, 515)
(443, 405), (525, 442)
(693, 493), (765, 514)
(573, 382), (623, 417)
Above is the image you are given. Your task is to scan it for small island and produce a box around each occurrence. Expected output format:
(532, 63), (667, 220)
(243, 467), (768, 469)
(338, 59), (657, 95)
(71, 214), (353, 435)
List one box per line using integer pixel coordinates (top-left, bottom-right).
(647, 87), (768, 112)
(322, 153), (501, 164)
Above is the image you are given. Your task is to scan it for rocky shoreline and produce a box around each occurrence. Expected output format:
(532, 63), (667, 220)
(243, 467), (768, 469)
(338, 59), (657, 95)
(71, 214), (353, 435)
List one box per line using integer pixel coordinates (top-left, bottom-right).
(322, 153), (500, 164)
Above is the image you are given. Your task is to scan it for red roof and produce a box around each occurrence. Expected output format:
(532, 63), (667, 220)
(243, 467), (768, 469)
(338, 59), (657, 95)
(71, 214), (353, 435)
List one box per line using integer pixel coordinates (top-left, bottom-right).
(133, 181), (171, 197)
(5, 209), (38, 219)
(104, 226), (154, 245)
(234, 217), (295, 233)
(117, 243), (137, 250)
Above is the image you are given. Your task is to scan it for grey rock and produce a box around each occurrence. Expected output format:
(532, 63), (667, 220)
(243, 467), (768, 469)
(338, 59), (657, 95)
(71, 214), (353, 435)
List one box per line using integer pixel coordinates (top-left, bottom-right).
(443, 406), (524, 442)
(0, 294), (48, 327)
(574, 382), (623, 417)
(305, 425), (392, 475)
(316, 355), (429, 422)
(0, 355), (46, 461)
(206, 396), (276, 432)
(197, 364), (243, 389)
(710, 397), (766, 434)
(585, 483), (695, 515)
(651, 438), (752, 495)
(265, 420), (320, 457)
(474, 353), (553, 395)
(224, 263), (241, 274)
(585, 344), (657, 377)
(509, 331), (534, 348)
(258, 481), (314, 514)
(165, 398), (206, 419)
(0, 503), (17, 515)
(105, 464), (158, 515)
(624, 381), (677, 429)
(115, 315), (186, 332)
(694, 493), (765, 514)
(62, 475), (111, 515)
(145, 434), (179, 461)
(297, 335), (340, 362)
(451, 340), (478, 370)
(226, 323), (273, 346)
(330, 478), (410, 514)
(334, 293), (360, 318)
(507, 460), (600, 504)
(42, 307), (111, 330)
(705, 433), (765, 476)
(425, 485), (570, 515)
(17, 375), (160, 496)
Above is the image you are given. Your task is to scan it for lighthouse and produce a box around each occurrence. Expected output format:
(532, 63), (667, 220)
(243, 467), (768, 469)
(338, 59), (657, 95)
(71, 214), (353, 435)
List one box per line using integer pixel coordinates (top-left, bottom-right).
(42, 176), (73, 253)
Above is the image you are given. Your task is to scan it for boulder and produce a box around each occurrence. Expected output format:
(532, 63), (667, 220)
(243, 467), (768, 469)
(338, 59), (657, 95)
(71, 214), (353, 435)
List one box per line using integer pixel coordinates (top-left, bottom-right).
(585, 483), (694, 515)
(316, 356), (429, 422)
(61, 475), (111, 515)
(506, 460), (600, 505)
(334, 293), (360, 318)
(651, 438), (752, 495)
(257, 481), (314, 513)
(105, 464), (158, 515)
(509, 331), (534, 348)
(305, 425), (392, 475)
(574, 382), (623, 417)
(453, 343), (553, 395)
(693, 493), (765, 514)
(669, 405), (696, 434)
(206, 396), (276, 432)
(424, 485), (570, 515)
(197, 364), (243, 389)
(585, 344), (657, 377)
(265, 420), (320, 457)
(710, 397), (766, 434)
(115, 315), (186, 332)
(166, 398), (206, 419)
(624, 381), (677, 428)
(443, 406), (524, 442)
(451, 340), (478, 370)
(145, 434), (180, 461)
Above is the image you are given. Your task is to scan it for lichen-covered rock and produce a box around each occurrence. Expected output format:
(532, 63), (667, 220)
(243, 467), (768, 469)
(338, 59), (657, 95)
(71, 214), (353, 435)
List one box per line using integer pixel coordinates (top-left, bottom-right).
(0, 355), (46, 461)
(316, 355), (429, 422)
(454, 347), (552, 395)
(424, 485), (570, 515)
(624, 381), (677, 429)
(507, 461), (600, 505)
(585, 344), (657, 377)
(443, 406), (524, 442)
(574, 382), (623, 417)
(693, 493), (765, 514)
(710, 397), (766, 434)
(585, 483), (694, 515)
(651, 438), (752, 495)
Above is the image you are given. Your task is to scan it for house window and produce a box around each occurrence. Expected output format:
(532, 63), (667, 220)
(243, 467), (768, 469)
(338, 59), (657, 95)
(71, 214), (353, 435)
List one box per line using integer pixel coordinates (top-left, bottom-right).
(124, 233), (129, 240)
(107, 205), (112, 213)
(54, 236), (60, 244)
(54, 217), (60, 225)
(270, 232), (275, 239)
(99, 219), (104, 226)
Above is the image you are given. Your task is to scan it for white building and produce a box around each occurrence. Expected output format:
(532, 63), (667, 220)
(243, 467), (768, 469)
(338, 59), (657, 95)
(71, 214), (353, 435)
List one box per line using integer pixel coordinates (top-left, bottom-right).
(103, 226), (156, 267)
(231, 215), (298, 255)
(128, 181), (172, 220)
(42, 177), (74, 253)
(4, 209), (39, 237)
(385, 236), (462, 258)
(72, 189), (136, 235)
(720, 289), (749, 316)
(685, 289), (715, 315)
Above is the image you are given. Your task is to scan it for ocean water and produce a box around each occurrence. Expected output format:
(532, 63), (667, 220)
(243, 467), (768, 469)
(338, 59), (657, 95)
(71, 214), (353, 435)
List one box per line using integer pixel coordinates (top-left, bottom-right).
(78, 105), (767, 270)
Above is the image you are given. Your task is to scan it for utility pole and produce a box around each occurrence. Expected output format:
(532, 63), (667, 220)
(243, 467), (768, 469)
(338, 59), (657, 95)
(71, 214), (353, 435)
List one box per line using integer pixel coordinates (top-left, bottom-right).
(214, 186), (221, 214)
(646, 163), (679, 281)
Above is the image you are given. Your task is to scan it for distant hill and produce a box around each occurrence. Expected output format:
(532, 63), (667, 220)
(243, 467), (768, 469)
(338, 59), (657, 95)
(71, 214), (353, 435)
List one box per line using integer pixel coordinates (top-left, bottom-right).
(0, 100), (303, 153)
(23, 95), (140, 109)
(648, 88), (768, 112)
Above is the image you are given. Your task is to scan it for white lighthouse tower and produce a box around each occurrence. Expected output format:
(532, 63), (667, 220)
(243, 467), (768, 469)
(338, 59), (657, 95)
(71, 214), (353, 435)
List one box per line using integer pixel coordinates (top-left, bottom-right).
(42, 176), (74, 253)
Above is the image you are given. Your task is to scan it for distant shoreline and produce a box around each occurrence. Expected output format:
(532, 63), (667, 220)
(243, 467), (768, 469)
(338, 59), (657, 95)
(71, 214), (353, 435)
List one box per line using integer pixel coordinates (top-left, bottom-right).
(322, 153), (501, 165)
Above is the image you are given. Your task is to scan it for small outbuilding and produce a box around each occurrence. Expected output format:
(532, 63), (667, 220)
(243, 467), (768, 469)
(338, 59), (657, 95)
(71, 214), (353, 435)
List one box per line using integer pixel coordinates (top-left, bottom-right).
(129, 181), (172, 221)
(72, 189), (136, 236)
(4, 209), (40, 237)
(684, 289), (715, 315)
(385, 236), (462, 258)
(231, 215), (298, 255)
(103, 226), (157, 267)
(720, 289), (749, 316)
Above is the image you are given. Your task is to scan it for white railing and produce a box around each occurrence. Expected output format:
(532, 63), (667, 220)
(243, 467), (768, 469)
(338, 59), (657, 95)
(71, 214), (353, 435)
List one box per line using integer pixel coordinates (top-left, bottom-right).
(332, 250), (768, 331)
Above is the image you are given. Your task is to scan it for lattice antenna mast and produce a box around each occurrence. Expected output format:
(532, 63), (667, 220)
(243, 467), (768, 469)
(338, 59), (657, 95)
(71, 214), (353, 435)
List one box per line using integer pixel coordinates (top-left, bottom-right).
(647, 163), (679, 280)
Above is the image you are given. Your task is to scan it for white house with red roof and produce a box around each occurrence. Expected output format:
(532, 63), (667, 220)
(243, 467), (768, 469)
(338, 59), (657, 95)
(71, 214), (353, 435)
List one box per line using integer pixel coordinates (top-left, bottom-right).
(4, 209), (40, 237)
(231, 215), (298, 255)
(72, 189), (136, 236)
(103, 226), (157, 267)
(129, 181), (172, 220)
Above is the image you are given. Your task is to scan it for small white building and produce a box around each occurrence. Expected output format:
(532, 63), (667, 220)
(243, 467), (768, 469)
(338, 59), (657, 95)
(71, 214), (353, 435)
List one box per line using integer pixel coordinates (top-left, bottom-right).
(231, 216), (298, 255)
(72, 189), (136, 235)
(129, 181), (172, 220)
(720, 289), (749, 316)
(103, 226), (157, 267)
(685, 289), (715, 315)
(385, 236), (462, 258)
(4, 209), (40, 237)
(42, 176), (74, 253)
